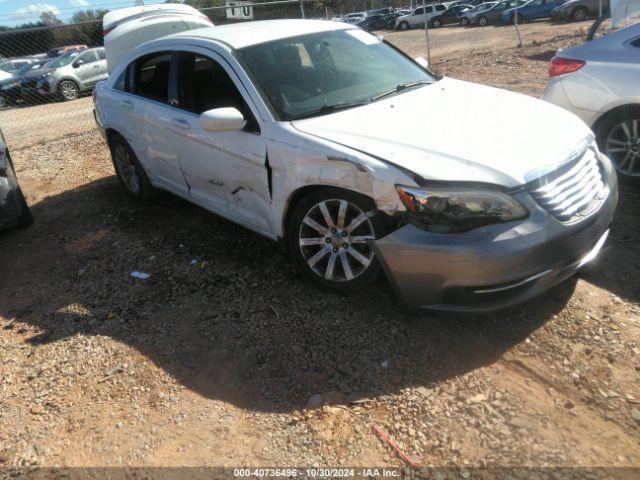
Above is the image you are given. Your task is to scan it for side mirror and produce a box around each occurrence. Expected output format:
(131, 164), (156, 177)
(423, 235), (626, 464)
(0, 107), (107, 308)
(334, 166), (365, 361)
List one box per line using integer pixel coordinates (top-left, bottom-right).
(72, 59), (84, 68)
(415, 56), (429, 69)
(200, 107), (246, 132)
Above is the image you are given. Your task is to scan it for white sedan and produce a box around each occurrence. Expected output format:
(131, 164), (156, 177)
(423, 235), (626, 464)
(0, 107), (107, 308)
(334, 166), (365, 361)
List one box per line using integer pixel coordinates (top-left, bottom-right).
(94, 20), (617, 312)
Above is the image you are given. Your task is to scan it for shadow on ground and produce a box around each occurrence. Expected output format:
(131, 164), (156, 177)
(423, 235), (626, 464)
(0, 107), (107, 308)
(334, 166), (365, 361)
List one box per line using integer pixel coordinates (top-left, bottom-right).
(2, 175), (636, 412)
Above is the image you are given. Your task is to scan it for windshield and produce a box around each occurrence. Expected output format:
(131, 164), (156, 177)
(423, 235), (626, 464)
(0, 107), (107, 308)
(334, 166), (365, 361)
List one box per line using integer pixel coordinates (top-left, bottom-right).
(47, 51), (79, 69)
(237, 29), (435, 121)
(15, 63), (36, 75)
(0, 60), (15, 73)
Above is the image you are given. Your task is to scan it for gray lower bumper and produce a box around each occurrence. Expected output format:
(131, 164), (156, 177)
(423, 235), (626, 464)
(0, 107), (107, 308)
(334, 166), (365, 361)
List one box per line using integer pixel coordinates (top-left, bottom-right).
(373, 156), (619, 313)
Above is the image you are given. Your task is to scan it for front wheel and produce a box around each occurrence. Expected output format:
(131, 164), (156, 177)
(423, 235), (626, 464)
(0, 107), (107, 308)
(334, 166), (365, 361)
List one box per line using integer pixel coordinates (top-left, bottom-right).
(432, 18), (441, 27)
(478, 16), (488, 26)
(398, 21), (409, 30)
(572, 6), (588, 21)
(58, 80), (79, 101)
(597, 108), (640, 182)
(288, 189), (385, 293)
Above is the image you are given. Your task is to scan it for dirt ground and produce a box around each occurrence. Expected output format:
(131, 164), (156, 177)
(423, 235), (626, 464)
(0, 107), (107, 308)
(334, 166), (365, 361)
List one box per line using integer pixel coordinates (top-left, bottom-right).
(1, 20), (639, 474)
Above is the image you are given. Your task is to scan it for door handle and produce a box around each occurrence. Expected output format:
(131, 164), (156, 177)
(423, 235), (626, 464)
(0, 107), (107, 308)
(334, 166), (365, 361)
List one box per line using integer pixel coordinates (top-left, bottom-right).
(93, 65), (101, 69)
(170, 118), (190, 131)
(120, 100), (133, 110)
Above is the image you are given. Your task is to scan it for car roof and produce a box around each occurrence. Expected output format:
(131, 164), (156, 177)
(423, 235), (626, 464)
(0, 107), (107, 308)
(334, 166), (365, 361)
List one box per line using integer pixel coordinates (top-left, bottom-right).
(164, 20), (353, 50)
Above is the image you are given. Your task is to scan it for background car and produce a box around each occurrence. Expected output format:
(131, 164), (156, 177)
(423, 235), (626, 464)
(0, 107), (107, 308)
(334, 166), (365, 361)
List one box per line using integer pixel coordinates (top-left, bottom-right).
(0, 57), (39, 81)
(464, 0), (526, 25)
(502, 0), (567, 23)
(45, 45), (88, 58)
(542, 21), (640, 180)
(395, 3), (448, 30)
(431, 4), (473, 27)
(20, 47), (108, 102)
(551, 0), (609, 22)
(0, 128), (32, 231)
(0, 60), (47, 107)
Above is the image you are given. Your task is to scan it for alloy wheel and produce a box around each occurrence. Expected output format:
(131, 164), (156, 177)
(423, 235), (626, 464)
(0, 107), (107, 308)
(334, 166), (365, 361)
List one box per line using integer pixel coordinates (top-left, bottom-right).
(572, 7), (587, 21)
(113, 144), (142, 193)
(460, 17), (469, 25)
(605, 118), (640, 176)
(298, 199), (376, 282)
(60, 81), (78, 100)
(478, 16), (488, 26)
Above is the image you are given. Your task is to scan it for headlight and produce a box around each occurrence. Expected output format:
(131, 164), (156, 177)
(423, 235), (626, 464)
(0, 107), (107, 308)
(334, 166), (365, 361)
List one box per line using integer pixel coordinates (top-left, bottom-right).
(396, 185), (528, 233)
(1, 81), (19, 90)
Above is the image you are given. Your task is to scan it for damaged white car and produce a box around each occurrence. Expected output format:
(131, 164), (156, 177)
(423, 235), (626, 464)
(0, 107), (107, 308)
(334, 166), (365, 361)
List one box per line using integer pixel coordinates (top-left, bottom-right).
(94, 19), (618, 312)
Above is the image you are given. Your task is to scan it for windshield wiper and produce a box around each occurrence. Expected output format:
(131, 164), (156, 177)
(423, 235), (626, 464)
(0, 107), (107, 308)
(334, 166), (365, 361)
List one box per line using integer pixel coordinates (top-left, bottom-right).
(371, 80), (431, 102)
(290, 99), (371, 120)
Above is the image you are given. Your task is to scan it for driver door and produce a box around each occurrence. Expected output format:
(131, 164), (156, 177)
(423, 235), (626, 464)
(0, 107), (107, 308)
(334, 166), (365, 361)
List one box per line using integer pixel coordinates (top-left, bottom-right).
(168, 47), (272, 235)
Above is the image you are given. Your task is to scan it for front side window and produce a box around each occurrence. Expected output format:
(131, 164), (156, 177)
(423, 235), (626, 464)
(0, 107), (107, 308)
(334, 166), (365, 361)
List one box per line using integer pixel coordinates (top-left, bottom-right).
(436, 5), (446, 11)
(76, 50), (98, 65)
(97, 49), (106, 60)
(48, 51), (80, 69)
(237, 29), (435, 121)
(134, 52), (172, 103)
(414, 7), (424, 14)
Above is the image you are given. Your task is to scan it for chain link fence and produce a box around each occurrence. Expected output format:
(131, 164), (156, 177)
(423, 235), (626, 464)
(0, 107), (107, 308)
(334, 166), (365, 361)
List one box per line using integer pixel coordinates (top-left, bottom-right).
(0, 0), (630, 150)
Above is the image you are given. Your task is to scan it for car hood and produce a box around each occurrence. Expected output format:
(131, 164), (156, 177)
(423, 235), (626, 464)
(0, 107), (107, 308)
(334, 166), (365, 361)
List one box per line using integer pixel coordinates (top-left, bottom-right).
(292, 78), (592, 188)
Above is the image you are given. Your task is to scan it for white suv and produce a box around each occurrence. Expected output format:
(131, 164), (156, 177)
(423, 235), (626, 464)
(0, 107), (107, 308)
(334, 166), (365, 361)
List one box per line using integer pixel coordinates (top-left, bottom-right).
(94, 20), (617, 312)
(395, 4), (447, 30)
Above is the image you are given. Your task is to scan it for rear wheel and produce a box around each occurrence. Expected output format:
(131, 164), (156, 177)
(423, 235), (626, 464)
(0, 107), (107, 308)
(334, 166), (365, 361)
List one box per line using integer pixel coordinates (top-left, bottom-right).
(58, 80), (79, 101)
(288, 189), (385, 293)
(571, 6), (588, 21)
(460, 17), (470, 26)
(398, 21), (409, 30)
(432, 18), (442, 27)
(478, 16), (488, 26)
(109, 134), (158, 199)
(5, 156), (33, 228)
(597, 108), (640, 182)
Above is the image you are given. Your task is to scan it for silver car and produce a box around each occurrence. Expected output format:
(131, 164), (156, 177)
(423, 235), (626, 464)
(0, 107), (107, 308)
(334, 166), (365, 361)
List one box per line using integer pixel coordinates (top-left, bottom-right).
(542, 22), (640, 180)
(20, 47), (108, 102)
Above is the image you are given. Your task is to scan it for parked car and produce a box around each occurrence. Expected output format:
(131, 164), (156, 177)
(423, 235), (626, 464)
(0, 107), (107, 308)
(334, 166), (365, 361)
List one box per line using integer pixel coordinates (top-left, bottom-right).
(463, 0), (526, 25)
(395, 4), (448, 29)
(0, 58), (39, 82)
(451, 0), (489, 8)
(0, 128), (32, 231)
(542, 22), (640, 180)
(501, 0), (567, 23)
(94, 19), (617, 312)
(460, 2), (498, 25)
(0, 61), (47, 107)
(431, 4), (473, 27)
(551, 0), (609, 21)
(21, 47), (108, 102)
(356, 13), (399, 31)
(339, 12), (368, 22)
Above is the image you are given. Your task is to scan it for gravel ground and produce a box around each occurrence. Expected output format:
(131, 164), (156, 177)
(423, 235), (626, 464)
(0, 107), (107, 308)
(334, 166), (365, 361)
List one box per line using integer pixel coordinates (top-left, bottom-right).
(0, 21), (639, 473)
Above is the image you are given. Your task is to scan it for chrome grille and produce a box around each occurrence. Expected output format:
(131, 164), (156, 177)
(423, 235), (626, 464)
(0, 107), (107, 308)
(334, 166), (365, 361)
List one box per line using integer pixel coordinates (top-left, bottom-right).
(528, 148), (608, 223)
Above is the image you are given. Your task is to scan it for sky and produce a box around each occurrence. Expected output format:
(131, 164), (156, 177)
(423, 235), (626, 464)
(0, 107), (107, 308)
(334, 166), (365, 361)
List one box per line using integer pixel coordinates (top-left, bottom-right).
(0, 0), (168, 27)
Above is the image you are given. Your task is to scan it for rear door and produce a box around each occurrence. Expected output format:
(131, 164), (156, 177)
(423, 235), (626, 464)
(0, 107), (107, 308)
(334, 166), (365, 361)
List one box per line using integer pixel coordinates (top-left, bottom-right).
(132, 51), (190, 197)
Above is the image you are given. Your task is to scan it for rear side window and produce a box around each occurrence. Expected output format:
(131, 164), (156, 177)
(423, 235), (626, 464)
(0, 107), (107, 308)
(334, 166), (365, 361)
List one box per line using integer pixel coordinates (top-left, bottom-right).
(631, 37), (640, 48)
(134, 52), (172, 103)
(436, 4), (446, 11)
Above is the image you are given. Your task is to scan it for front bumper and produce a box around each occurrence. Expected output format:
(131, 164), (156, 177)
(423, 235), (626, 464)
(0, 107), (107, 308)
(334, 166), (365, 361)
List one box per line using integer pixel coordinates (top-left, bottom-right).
(373, 153), (618, 313)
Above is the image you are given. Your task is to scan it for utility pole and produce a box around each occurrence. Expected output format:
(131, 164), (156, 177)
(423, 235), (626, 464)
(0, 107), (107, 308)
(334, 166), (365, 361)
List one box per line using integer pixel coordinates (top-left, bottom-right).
(514, 2), (523, 48)
(423, 0), (431, 65)
(300, 0), (305, 18)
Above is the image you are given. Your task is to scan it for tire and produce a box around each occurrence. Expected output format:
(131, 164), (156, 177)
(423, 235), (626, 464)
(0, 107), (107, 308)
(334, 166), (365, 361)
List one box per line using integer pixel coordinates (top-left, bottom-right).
(571, 6), (588, 22)
(432, 18), (441, 27)
(596, 107), (640, 182)
(287, 188), (385, 293)
(57, 80), (79, 101)
(460, 17), (470, 26)
(478, 16), (488, 26)
(5, 155), (33, 228)
(398, 21), (409, 30)
(108, 134), (158, 200)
